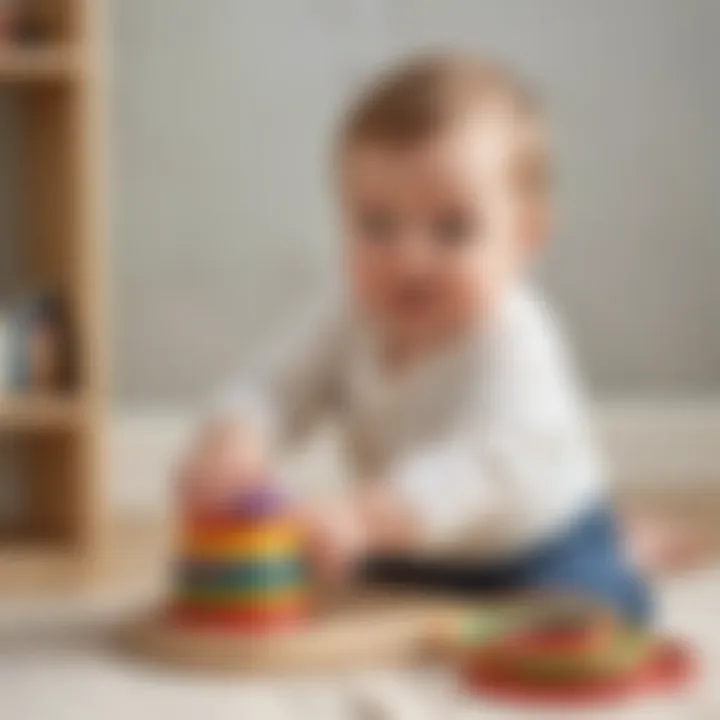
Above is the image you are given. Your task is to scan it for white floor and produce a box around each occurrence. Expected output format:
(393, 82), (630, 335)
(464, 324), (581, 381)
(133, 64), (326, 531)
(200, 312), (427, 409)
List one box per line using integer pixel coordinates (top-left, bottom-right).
(1, 566), (719, 720)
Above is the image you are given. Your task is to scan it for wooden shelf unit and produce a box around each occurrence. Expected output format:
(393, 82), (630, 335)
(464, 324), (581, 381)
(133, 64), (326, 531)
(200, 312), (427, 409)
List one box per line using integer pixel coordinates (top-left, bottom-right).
(0, 0), (107, 593)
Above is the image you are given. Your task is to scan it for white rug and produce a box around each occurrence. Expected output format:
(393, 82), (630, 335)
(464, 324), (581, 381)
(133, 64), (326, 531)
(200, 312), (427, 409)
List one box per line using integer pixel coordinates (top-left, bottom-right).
(1, 566), (718, 720)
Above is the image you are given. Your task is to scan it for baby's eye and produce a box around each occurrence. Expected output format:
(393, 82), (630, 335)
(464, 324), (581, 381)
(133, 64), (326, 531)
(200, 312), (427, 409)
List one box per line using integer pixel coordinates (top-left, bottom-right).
(358, 210), (397, 243)
(433, 211), (476, 247)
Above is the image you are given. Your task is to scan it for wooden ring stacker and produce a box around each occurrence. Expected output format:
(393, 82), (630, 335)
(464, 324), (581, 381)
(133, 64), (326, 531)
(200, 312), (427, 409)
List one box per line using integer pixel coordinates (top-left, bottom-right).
(464, 637), (696, 707)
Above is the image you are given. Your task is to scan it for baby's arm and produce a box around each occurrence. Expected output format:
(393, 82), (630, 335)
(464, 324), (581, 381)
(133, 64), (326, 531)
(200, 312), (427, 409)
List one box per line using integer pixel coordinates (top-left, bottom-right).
(178, 306), (347, 509)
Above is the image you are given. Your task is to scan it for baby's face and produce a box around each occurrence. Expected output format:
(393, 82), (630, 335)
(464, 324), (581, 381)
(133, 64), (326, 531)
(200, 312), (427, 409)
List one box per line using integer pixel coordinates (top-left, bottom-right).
(341, 113), (543, 351)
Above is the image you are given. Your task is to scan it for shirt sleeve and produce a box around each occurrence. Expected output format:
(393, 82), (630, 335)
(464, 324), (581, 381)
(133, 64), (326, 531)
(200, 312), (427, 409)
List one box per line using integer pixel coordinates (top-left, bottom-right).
(210, 301), (347, 451)
(391, 295), (602, 548)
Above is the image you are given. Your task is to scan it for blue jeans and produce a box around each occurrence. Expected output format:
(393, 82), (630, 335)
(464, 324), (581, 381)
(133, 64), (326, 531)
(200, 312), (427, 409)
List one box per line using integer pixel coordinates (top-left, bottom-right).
(362, 505), (652, 625)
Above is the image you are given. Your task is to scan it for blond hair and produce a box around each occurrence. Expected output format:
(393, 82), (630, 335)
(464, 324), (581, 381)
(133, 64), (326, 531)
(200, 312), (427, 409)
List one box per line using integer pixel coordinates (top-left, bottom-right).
(338, 53), (549, 201)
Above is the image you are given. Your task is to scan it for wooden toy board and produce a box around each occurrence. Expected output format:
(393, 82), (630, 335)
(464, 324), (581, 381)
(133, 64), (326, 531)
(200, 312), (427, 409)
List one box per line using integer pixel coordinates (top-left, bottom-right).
(121, 589), (468, 675)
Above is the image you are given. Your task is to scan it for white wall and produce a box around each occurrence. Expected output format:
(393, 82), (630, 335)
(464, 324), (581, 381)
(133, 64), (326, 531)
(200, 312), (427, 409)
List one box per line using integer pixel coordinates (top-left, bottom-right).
(111, 0), (720, 403)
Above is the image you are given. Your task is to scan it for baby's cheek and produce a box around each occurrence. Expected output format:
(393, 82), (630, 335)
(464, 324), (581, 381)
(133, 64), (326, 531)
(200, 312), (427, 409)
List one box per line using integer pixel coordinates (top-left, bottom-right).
(447, 269), (487, 321)
(348, 251), (386, 314)
(443, 247), (503, 322)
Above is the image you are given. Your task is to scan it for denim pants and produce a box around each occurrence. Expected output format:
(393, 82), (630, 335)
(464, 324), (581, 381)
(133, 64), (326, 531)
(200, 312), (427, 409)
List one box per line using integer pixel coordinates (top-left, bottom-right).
(362, 505), (652, 625)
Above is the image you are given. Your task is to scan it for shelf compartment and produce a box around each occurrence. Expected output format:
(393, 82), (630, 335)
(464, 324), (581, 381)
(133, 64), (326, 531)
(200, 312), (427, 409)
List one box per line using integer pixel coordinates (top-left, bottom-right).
(0, 427), (87, 545)
(0, 79), (93, 396)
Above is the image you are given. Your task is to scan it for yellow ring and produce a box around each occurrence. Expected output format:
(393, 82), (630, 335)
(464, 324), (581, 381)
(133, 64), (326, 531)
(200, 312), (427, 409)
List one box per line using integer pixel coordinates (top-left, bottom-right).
(181, 530), (302, 559)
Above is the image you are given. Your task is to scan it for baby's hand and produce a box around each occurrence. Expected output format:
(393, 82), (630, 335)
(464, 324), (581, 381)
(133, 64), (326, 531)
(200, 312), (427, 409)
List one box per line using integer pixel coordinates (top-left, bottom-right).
(300, 485), (423, 583)
(177, 421), (268, 512)
(301, 499), (369, 584)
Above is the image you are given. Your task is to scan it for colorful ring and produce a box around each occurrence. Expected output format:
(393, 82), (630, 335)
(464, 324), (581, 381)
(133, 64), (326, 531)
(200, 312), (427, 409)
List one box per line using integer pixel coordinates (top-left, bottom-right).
(177, 586), (308, 609)
(170, 601), (309, 632)
(177, 558), (304, 591)
(180, 524), (303, 558)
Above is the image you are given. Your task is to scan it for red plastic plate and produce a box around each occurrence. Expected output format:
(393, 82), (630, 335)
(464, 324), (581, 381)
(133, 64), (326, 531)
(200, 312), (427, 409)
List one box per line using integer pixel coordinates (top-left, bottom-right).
(464, 638), (695, 707)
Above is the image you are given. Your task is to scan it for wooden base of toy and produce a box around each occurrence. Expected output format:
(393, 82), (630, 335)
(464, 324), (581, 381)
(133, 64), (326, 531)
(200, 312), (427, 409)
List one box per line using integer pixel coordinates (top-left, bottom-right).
(120, 590), (466, 675)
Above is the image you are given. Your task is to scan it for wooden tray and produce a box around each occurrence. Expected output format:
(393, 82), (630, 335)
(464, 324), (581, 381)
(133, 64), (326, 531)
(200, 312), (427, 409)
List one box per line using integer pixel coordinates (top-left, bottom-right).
(120, 590), (467, 675)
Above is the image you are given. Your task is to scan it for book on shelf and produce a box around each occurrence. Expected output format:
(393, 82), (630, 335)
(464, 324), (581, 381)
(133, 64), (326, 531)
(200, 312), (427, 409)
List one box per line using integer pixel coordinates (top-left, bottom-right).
(0, 291), (76, 398)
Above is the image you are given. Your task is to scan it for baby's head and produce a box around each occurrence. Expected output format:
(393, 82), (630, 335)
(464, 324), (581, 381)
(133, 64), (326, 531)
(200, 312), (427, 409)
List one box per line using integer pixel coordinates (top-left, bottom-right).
(337, 54), (549, 351)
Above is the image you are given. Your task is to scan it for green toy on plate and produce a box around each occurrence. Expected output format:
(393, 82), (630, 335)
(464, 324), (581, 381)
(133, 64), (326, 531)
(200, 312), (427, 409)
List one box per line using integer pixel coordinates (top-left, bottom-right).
(440, 596), (696, 707)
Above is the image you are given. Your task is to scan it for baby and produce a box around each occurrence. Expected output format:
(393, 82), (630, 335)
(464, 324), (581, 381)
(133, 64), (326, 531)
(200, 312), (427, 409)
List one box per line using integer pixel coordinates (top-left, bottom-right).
(180, 55), (651, 622)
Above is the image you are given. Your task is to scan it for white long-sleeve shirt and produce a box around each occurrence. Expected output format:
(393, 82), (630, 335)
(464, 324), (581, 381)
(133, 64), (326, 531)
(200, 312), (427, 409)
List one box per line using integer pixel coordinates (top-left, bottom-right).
(217, 286), (604, 558)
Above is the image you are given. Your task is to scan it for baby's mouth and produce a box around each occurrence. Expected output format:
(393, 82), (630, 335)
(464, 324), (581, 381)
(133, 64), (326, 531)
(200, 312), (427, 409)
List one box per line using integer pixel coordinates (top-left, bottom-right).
(391, 283), (436, 316)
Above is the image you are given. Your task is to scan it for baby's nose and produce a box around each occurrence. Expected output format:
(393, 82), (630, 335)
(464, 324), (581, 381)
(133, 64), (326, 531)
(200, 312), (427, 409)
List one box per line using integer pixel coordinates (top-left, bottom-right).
(395, 235), (436, 273)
